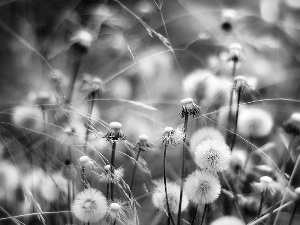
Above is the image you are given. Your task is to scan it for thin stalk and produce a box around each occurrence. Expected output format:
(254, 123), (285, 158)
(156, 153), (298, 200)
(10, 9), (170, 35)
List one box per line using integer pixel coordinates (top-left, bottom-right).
(177, 114), (188, 225)
(281, 136), (294, 173)
(67, 56), (82, 103)
(83, 91), (95, 153)
(230, 87), (242, 151)
(130, 147), (142, 190)
(249, 200), (294, 225)
(81, 166), (88, 189)
(106, 183), (110, 200)
(200, 204), (208, 225)
(111, 140), (117, 202)
(226, 61), (237, 145)
(287, 201), (298, 225)
(191, 205), (198, 225)
(274, 154), (300, 224)
(256, 193), (264, 218)
(167, 217), (170, 225)
(163, 144), (175, 225)
(41, 106), (49, 172)
(265, 198), (276, 225)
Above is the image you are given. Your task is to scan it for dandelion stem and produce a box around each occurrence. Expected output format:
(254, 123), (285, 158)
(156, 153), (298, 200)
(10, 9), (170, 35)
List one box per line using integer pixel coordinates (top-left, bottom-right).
(226, 61), (237, 145)
(190, 204), (198, 225)
(256, 193), (264, 218)
(230, 87), (242, 151)
(81, 166), (88, 189)
(249, 200), (294, 225)
(163, 144), (175, 225)
(274, 154), (300, 225)
(281, 136), (294, 173)
(67, 56), (82, 103)
(83, 91), (95, 153)
(288, 201), (298, 225)
(130, 147), (142, 190)
(200, 204), (208, 225)
(111, 140), (117, 202)
(177, 114), (188, 225)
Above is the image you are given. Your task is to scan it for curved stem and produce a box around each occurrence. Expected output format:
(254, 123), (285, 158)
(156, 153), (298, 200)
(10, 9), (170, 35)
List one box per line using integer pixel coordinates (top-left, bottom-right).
(177, 114), (188, 225)
(248, 200), (294, 225)
(274, 154), (300, 225)
(163, 144), (175, 225)
(200, 204), (208, 225)
(288, 201), (298, 225)
(256, 193), (264, 219)
(190, 205), (198, 225)
(226, 61), (237, 145)
(230, 87), (242, 151)
(130, 148), (142, 190)
(281, 136), (295, 173)
(81, 166), (88, 189)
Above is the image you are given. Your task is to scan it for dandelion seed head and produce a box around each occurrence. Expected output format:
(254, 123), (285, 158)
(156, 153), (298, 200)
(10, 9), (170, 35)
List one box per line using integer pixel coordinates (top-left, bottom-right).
(184, 170), (221, 204)
(295, 187), (300, 196)
(100, 166), (124, 183)
(160, 127), (177, 146)
(229, 150), (247, 174)
(79, 156), (93, 167)
(71, 29), (94, 53)
(211, 216), (245, 225)
(222, 9), (238, 20)
(110, 122), (122, 129)
(0, 161), (20, 200)
(229, 43), (243, 62)
(189, 127), (225, 155)
(283, 112), (300, 136)
(12, 106), (44, 132)
(72, 188), (108, 223)
(255, 165), (273, 173)
(221, 9), (237, 32)
(195, 139), (231, 172)
(136, 134), (154, 151)
(152, 180), (189, 214)
(179, 98), (201, 118)
(234, 75), (251, 93)
(238, 107), (273, 138)
(110, 202), (121, 211)
(104, 122), (126, 141)
(252, 176), (280, 195)
(35, 91), (51, 106)
(40, 172), (68, 202)
(139, 134), (148, 141)
(104, 165), (111, 171)
(260, 176), (273, 183)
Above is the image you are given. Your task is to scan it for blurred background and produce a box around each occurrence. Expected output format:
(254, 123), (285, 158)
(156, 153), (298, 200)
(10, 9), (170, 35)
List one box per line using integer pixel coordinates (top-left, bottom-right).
(1, 0), (300, 224)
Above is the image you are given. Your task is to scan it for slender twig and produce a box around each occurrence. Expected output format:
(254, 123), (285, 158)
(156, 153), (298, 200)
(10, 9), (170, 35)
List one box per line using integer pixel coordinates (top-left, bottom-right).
(163, 144), (175, 225)
(226, 61), (237, 145)
(230, 87), (242, 151)
(177, 114), (188, 225)
(248, 200), (294, 225)
(191, 205), (198, 225)
(288, 201), (298, 225)
(273, 154), (300, 224)
(200, 204), (208, 225)
(256, 193), (264, 219)
(130, 147), (142, 190)
(281, 136), (294, 173)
